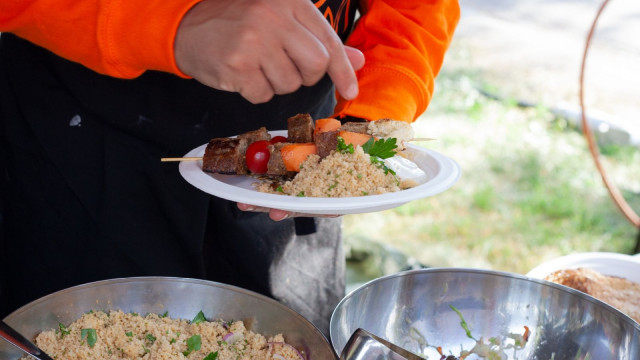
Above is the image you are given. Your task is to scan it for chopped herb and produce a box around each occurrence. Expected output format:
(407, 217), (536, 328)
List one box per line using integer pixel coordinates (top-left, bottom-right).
(85, 310), (94, 314)
(362, 191), (368, 196)
(328, 181), (338, 191)
(183, 335), (202, 357)
(142, 345), (150, 354)
(81, 328), (97, 347)
(130, 312), (139, 317)
(145, 333), (156, 344)
(336, 136), (354, 154)
(357, 173), (363, 179)
(296, 191), (305, 197)
(159, 311), (169, 318)
(125, 331), (133, 338)
(58, 323), (71, 339)
(276, 186), (284, 193)
(450, 305), (475, 340)
(170, 338), (177, 344)
(203, 352), (219, 360)
(191, 311), (206, 324)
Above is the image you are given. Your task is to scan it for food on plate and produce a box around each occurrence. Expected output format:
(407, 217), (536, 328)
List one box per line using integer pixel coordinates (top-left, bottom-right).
(544, 267), (640, 323)
(21, 310), (305, 360)
(201, 113), (426, 197)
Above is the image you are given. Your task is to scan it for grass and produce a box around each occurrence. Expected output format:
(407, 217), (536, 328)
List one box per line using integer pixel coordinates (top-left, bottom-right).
(343, 67), (640, 278)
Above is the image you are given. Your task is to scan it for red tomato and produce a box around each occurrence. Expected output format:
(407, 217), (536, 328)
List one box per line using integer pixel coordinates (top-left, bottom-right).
(245, 140), (270, 174)
(270, 136), (288, 144)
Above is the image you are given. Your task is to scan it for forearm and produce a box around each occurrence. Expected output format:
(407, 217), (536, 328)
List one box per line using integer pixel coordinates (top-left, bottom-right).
(0, 0), (201, 78)
(333, 0), (460, 122)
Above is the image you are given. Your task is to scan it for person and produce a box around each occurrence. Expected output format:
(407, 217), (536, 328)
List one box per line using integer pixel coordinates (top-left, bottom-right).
(0, 0), (459, 335)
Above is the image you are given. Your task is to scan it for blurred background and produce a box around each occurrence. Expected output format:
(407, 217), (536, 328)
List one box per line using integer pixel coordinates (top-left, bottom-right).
(344, 0), (640, 291)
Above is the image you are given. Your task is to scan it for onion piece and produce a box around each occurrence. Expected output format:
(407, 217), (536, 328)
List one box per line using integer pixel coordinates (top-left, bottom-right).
(267, 341), (306, 360)
(223, 332), (242, 344)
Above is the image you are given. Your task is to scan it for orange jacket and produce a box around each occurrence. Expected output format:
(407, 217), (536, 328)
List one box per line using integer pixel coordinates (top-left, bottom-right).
(0, 0), (459, 123)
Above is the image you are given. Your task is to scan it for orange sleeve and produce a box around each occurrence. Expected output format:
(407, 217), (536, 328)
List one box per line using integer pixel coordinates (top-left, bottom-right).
(0, 0), (201, 78)
(332, 0), (460, 123)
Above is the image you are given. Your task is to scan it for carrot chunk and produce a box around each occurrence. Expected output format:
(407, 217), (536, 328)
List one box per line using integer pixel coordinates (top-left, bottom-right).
(280, 143), (317, 172)
(314, 118), (342, 137)
(338, 130), (373, 147)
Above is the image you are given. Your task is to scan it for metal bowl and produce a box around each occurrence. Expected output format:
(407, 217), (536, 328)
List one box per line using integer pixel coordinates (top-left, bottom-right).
(1, 277), (336, 359)
(330, 268), (640, 359)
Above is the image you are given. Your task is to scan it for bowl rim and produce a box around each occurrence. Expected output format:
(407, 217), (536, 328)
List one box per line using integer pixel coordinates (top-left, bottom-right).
(4, 276), (321, 331)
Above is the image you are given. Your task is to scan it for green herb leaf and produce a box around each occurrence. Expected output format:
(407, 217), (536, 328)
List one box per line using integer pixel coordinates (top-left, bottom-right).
(191, 311), (206, 324)
(159, 311), (169, 318)
(183, 335), (202, 357)
(296, 191), (305, 197)
(362, 137), (397, 159)
(450, 305), (475, 340)
(125, 331), (133, 338)
(81, 328), (97, 347)
(336, 136), (354, 154)
(146, 333), (156, 344)
(203, 352), (219, 360)
(58, 323), (71, 339)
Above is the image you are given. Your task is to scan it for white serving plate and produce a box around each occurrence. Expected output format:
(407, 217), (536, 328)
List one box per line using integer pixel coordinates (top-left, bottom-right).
(179, 130), (460, 215)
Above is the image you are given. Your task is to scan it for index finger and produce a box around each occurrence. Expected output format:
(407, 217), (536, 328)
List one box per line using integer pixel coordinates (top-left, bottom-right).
(292, 2), (359, 99)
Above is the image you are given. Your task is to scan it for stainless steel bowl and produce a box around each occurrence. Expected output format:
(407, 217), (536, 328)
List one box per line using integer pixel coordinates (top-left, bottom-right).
(330, 268), (640, 359)
(1, 277), (336, 359)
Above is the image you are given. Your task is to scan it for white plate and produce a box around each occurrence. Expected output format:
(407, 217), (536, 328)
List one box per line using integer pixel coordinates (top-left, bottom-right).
(526, 252), (640, 284)
(179, 130), (460, 215)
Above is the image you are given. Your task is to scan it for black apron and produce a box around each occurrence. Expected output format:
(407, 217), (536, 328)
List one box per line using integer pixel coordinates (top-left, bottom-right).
(0, 0), (356, 334)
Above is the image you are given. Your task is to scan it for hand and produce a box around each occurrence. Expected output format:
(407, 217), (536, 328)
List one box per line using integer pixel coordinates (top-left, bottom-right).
(237, 203), (340, 221)
(175, 0), (365, 104)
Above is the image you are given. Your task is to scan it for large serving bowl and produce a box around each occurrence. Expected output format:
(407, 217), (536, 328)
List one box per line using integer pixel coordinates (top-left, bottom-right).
(1, 277), (336, 359)
(331, 268), (640, 359)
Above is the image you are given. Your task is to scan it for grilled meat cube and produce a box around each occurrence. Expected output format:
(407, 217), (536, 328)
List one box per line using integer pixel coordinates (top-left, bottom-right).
(287, 113), (314, 143)
(339, 121), (369, 134)
(202, 137), (249, 175)
(237, 126), (271, 143)
(266, 142), (295, 177)
(315, 130), (339, 158)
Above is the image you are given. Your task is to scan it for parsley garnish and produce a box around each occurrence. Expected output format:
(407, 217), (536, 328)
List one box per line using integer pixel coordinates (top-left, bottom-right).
(81, 328), (97, 347)
(362, 137), (397, 158)
(296, 191), (305, 197)
(146, 333), (156, 344)
(183, 335), (202, 356)
(159, 311), (169, 318)
(336, 136), (354, 154)
(125, 331), (133, 338)
(191, 311), (206, 324)
(204, 352), (219, 360)
(362, 137), (398, 175)
(276, 186), (284, 193)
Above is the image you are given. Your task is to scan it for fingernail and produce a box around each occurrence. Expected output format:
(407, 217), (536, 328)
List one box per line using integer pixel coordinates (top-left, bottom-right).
(345, 84), (358, 99)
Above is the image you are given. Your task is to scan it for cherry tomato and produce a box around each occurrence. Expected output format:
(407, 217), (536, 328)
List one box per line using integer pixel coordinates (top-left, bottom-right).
(245, 140), (270, 174)
(270, 136), (288, 144)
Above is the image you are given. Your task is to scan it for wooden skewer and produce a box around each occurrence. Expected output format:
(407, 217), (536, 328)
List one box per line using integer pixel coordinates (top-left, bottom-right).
(160, 138), (436, 162)
(161, 157), (203, 162)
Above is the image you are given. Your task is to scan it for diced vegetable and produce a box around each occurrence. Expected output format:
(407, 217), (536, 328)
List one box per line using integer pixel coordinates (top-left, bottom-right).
(314, 118), (341, 137)
(280, 143), (317, 172)
(337, 130), (372, 147)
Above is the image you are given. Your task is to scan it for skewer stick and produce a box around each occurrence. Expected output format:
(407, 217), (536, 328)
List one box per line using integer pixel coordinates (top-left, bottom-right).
(161, 137), (436, 162)
(161, 157), (202, 162)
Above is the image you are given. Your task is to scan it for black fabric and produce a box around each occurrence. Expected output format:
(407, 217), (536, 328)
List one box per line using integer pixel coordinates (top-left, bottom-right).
(0, 31), (343, 329)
